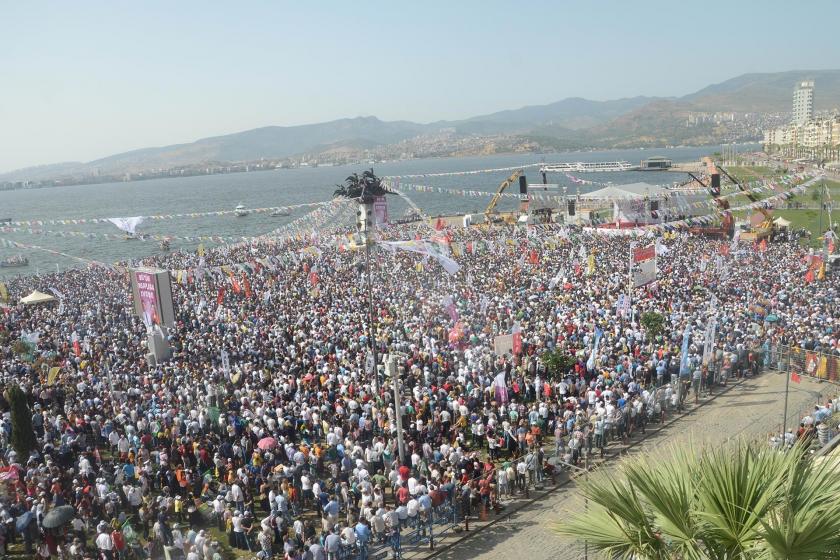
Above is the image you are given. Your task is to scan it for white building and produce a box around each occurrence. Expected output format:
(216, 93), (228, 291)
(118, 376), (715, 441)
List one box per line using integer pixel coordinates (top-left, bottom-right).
(792, 80), (814, 125)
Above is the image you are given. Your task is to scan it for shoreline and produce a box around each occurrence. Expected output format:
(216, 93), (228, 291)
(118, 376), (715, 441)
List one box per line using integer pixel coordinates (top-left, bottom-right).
(0, 143), (758, 193)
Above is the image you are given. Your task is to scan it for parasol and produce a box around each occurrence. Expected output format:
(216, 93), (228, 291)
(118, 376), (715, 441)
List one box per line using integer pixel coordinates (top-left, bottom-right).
(41, 505), (75, 529)
(257, 437), (277, 451)
(16, 511), (34, 533)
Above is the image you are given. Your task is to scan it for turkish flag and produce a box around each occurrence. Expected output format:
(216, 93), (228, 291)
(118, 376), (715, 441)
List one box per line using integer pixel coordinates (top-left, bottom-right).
(217, 286), (225, 305)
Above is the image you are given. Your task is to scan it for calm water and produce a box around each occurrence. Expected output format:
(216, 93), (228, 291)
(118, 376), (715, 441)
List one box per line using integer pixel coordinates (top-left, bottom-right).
(0, 146), (740, 274)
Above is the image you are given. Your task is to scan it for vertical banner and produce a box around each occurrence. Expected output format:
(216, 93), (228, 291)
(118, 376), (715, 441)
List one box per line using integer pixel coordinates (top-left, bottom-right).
(373, 196), (388, 227)
(632, 244), (657, 288)
(134, 271), (160, 326)
(679, 325), (692, 377)
(702, 316), (717, 365)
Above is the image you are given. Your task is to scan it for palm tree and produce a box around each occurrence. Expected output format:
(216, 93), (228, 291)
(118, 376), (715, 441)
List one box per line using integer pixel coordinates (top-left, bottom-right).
(333, 168), (390, 201)
(556, 441), (840, 559)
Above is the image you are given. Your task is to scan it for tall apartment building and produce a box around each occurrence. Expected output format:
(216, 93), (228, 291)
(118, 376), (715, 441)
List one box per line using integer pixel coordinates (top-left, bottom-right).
(792, 80), (814, 125)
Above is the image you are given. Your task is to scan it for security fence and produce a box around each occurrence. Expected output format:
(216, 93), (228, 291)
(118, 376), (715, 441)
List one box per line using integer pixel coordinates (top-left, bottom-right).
(771, 344), (840, 382)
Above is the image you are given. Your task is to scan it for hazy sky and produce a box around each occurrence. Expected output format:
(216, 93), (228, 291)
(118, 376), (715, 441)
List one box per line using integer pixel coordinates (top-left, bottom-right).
(2, 0), (839, 172)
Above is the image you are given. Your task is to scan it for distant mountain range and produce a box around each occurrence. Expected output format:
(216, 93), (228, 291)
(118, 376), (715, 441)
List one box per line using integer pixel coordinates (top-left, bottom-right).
(4, 69), (840, 183)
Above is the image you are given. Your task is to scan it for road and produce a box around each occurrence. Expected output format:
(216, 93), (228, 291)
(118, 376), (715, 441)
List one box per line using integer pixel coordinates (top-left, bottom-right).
(431, 372), (837, 560)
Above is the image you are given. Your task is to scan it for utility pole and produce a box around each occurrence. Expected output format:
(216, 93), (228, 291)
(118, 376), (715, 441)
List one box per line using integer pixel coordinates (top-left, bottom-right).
(358, 199), (379, 395)
(388, 355), (406, 465)
(782, 350), (791, 439)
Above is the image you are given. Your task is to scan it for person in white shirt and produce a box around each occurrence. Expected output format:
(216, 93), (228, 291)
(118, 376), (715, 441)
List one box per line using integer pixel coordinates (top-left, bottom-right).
(95, 527), (114, 559)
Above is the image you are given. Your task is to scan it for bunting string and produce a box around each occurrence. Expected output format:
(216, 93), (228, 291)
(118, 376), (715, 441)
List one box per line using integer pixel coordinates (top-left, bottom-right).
(4, 201), (328, 228)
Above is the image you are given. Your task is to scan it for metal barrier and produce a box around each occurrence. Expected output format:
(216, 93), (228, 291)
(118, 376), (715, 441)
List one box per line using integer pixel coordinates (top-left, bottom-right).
(772, 344), (840, 382)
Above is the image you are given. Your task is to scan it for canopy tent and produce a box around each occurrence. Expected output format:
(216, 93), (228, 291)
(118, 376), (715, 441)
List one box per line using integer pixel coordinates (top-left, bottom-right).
(20, 290), (56, 305)
(581, 183), (667, 200)
(773, 216), (792, 228)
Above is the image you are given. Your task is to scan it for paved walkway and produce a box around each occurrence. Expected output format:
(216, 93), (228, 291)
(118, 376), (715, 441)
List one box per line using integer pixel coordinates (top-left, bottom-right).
(419, 372), (837, 560)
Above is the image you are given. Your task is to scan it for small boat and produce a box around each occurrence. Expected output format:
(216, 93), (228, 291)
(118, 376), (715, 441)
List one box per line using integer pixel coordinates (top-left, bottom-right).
(159, 239), (171, 251)
(270, 208), (291, 217)
(0, 255), (28, 268)
(235, 203), (249, 217)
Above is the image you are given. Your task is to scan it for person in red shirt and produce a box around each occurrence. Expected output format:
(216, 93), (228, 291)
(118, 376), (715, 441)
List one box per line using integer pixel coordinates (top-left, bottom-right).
(396, 483), (410, 505)
(398, 464), (410, 483)
(112, 527), (126, 559)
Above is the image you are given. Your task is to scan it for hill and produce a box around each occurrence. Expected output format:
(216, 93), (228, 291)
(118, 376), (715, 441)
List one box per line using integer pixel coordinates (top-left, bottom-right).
(4, 69), (840, 184)
(684, 69), (840, 112)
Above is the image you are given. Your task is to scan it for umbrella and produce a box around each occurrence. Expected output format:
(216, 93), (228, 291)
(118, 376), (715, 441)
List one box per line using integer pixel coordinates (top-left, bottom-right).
(41, 505), (75, 529)
(16, 511), (34, 533)
(765, 314), (779, 323)
(257, 437), (277, 451)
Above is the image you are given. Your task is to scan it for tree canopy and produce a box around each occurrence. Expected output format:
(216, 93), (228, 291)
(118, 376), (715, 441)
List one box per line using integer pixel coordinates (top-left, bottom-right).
(333, 169), (391, 201)
(6, 384), (36, 461)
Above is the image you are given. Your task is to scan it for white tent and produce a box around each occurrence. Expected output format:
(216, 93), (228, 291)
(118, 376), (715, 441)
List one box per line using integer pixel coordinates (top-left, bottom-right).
(773, 216), (792, 228)
(20, 290), (56, 305)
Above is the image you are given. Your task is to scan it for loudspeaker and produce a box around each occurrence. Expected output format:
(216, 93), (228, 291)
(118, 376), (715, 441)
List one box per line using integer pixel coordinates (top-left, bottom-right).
(519, 175), (528, 195)
(357, 203), (373, 232)
(650, 200), (659, 212)
(567, 200), (576, 216)
(711, 173), (721, 196)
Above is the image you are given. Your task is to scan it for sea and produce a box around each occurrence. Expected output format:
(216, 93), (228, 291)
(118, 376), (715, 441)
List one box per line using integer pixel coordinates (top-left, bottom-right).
(0, 145), (753, 275)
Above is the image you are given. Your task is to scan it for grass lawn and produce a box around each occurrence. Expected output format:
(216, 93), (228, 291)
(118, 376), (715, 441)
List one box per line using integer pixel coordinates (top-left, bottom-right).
(726, 165), (781, 182)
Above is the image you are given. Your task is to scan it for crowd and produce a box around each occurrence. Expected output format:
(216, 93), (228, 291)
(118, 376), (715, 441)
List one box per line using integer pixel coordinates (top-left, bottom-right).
(0, 215), (838, 560)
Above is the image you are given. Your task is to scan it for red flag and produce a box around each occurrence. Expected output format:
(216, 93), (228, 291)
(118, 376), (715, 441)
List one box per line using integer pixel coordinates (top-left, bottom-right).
(217, 286), (225, 305)
(791, 371), (801, 384)
(309, 271), (319, 286)
(805, 269), (815, 283)
(435, 217), (445, 231)
(243, 275), (252, 299)
(232, 279), (241, 294)
(529, 249), (539, 265)
(71, 332), (81, 358)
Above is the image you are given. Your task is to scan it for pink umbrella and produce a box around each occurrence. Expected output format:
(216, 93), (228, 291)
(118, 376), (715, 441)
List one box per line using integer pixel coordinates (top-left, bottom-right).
(257, 437), (277, 451)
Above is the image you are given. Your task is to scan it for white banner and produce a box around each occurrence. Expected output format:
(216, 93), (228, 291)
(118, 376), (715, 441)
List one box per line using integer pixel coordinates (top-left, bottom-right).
(107, 216), (145, 235)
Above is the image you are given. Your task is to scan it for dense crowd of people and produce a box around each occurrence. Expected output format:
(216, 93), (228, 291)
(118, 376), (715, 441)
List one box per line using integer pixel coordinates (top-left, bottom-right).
(0, 215), (838, 559)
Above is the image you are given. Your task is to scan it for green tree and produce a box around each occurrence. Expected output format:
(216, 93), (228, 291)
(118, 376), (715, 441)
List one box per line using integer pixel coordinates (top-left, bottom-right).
(333, 169), (391, 201)
(641, 311), (666, 340)
(540, 348), (577, 379)
(556, 441), (840, 559)
(6, 384), (37, 461)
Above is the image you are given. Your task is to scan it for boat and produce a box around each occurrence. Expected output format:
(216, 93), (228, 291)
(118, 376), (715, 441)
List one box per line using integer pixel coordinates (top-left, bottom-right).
(0, 255), (28, 268)
(541, 161), (638, 173)
(159, 239), (171, 251)
(270, 208), (291, 217)
(235, 203), (249, 217)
